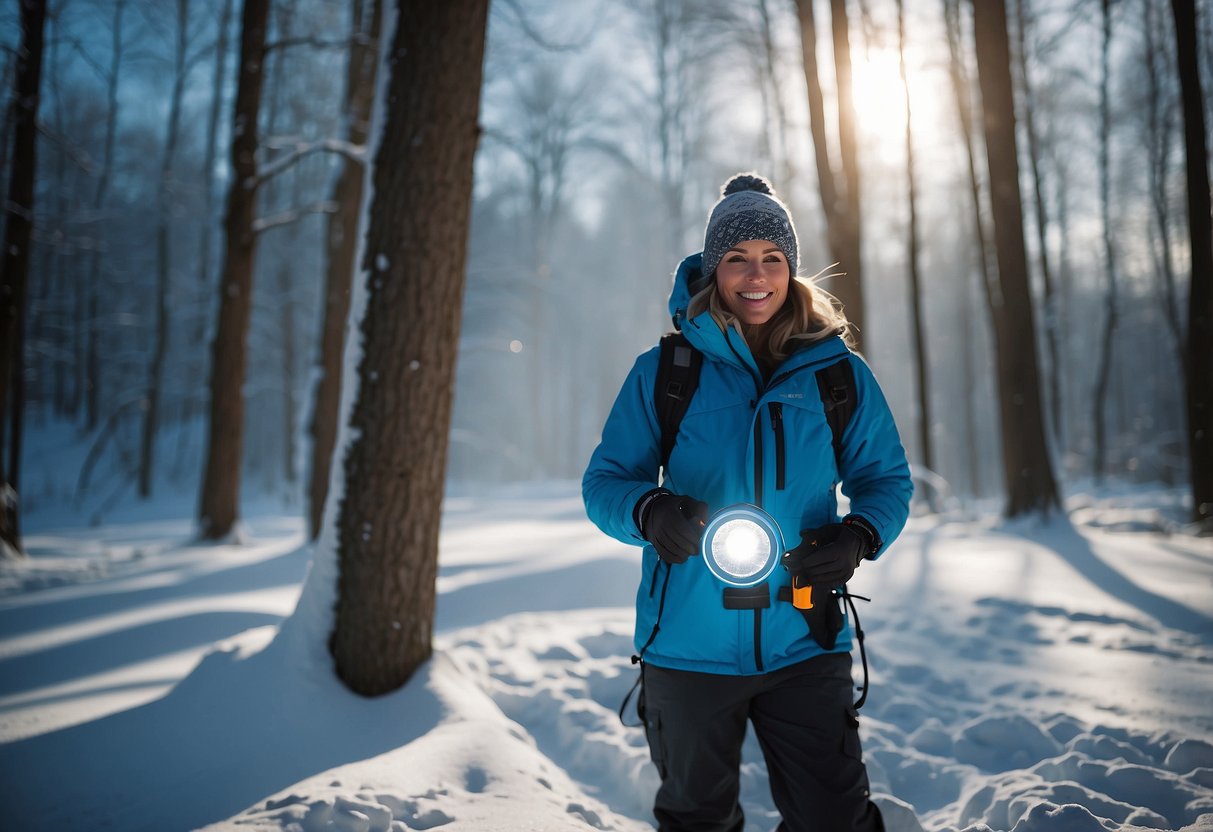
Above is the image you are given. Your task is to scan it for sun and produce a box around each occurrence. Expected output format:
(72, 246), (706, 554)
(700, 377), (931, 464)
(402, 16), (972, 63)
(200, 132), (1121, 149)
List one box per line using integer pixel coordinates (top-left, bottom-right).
(851, 48), (908, 140)
(848, 44), (948, 164)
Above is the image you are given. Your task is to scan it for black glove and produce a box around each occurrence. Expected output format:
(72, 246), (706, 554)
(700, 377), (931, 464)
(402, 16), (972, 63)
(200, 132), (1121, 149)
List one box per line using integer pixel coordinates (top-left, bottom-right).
(782, 519), (875, 588)
(636, 489), (709, 565)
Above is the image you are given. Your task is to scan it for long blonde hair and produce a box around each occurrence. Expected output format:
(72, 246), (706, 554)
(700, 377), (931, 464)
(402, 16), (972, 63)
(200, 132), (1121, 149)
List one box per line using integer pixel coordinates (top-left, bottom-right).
(687, 265), (855, 364)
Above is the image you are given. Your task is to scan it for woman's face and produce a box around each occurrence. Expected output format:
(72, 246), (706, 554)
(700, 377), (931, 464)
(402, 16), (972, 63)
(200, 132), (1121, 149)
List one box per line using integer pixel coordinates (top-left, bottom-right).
(714, 239), (790, 326)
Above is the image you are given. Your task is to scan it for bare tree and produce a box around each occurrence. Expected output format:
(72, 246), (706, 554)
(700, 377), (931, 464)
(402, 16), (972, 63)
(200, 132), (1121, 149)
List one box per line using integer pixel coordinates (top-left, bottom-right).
(197, 0), (272, 540)
(896, 0), (932, 476)
(970, 0), (1060, 516)
(308, 0), (383, 539)
(1091, 0), (1120, 483)
(1170, 0), (1213, 531)
(80, 0), (128, 432)
(1012, 0), (1063, 447)
(329, 0), (489, 695)
(140, 0), (208, 498)
(0, 0), (49, 555)
(944, 0), (989, 497)
(1142, 0), (1182, 359)
(794, 0), (866, 343)
(193, 0), (235, 357)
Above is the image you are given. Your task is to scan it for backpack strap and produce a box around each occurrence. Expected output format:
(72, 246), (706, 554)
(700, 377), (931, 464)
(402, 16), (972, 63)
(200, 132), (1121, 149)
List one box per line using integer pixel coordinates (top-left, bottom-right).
(815, 357), (857, 473)
(655, 332), (703, 474)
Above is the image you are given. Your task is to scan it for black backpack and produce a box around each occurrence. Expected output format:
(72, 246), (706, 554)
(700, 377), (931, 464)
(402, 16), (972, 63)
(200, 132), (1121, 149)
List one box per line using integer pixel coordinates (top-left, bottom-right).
(648, 331), (873, 710)
(654, 331), (857, 474)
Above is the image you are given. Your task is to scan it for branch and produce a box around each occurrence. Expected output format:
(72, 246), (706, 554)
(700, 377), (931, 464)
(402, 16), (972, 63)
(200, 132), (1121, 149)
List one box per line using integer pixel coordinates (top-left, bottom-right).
(264, 35), (355, 54)
(253, 200), (339, 234)
(254, 138), (367, 186)
(494, 0), (598, 52)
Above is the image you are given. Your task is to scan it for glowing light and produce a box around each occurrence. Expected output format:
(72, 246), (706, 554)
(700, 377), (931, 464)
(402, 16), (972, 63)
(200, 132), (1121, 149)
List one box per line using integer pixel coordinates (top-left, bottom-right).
(701, 505), (783, 587)
(711, 520), (769, 579)
(509, 340), (523, 353)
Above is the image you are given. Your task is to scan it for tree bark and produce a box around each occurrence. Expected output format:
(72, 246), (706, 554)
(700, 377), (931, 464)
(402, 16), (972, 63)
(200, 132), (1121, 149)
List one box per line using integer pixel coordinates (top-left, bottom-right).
(0, 0), (48, 555)
(794, 0), (865, 343)
(198, 0), (272, 540)
(308, 0), (383, 540)
(1170, 0), (1213, 530)
(329, 0), (488, 696)
(970, 0), (1060, 516)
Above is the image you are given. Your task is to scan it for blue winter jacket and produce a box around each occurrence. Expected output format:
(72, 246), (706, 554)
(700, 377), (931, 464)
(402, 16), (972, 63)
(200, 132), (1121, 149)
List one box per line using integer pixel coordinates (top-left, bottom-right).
(583, 253), (913, 676)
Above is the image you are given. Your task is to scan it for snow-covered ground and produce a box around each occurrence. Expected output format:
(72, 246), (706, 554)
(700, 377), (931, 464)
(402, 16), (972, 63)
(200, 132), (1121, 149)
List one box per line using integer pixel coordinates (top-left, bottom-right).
(1, 483), (1211, 831)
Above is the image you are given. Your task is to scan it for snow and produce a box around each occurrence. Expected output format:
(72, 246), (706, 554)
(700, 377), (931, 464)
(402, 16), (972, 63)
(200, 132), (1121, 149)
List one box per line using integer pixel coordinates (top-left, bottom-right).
(0, 484), (1210, 831)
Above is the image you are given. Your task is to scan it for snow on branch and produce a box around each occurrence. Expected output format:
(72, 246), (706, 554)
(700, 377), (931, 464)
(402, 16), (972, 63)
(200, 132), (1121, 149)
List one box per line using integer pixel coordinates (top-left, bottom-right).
(253, 200), (339, 234)
(253, 139), (367, 187)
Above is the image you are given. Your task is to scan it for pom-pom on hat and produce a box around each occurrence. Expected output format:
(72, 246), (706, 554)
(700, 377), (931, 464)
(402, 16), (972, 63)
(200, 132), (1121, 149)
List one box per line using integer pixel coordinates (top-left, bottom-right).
(700, 173), (798, 285)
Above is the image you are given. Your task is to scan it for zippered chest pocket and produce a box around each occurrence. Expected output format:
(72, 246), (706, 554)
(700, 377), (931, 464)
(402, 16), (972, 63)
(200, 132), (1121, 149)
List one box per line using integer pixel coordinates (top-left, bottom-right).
(768, 402), (785, 490)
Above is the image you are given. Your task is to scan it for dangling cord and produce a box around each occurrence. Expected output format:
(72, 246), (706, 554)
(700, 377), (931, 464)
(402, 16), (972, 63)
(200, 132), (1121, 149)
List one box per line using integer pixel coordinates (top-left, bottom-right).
(841, 589), (872, 710)
(619, 562), (672, 727)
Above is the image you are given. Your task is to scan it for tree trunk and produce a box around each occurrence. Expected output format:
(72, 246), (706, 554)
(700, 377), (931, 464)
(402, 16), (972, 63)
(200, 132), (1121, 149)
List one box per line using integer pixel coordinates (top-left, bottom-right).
(969, 0), (1060, 516)
(0, 0), (48, 555)
(141, 0), (190, 498)
(198, 0), (272, 540)
(308, 0), (383, 540)
(1170, 0), (1213, 530)
(757, 0), (792, 187)
(278, 260), (298, 487)
(1013, 0), (1062, 449)
(944, 0), (990, 498)
(794, 0), (865, 344)
(329, 0), (488, 696)
(1144, 0), (1182, 358)
(81, 0), (126, 431)
(1092, 0), (1119, 484)
(898, 0), (932, 479)
(194, 0), (234, 359)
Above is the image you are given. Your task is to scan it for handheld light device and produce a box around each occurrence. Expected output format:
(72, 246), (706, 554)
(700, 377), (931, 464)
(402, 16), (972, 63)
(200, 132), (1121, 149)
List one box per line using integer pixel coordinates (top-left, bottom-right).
(700, 504), (784, 589)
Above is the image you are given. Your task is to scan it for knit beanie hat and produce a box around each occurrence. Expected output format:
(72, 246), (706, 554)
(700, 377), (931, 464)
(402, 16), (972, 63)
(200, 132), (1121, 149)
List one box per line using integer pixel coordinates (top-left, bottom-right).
(700, 173), (798, 285)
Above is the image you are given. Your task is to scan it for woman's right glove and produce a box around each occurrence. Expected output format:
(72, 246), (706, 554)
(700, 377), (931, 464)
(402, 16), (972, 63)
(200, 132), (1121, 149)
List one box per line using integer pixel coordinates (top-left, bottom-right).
(634, 488), (709, 565)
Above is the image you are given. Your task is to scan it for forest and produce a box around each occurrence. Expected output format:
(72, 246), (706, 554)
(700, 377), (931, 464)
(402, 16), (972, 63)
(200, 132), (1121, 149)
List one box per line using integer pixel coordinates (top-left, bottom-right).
(1, 0), (1210, 550)
(1, 2), (1212, 830)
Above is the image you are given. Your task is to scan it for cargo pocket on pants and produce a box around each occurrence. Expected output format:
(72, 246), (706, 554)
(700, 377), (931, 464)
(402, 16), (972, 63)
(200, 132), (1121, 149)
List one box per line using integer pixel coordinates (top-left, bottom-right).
(842, 706), (863, 760)
(644, 707), (668, 780)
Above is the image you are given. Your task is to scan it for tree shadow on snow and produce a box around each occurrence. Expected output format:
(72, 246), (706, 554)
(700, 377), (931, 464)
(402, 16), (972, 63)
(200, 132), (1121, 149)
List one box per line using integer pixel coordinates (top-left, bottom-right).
(1020, 519), (1213, 641)
(0, 629), (450, 832)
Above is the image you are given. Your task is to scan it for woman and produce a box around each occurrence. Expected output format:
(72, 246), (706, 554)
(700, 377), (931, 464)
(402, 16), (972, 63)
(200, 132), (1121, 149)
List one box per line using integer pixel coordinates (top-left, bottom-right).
(583, 174), (912, 831)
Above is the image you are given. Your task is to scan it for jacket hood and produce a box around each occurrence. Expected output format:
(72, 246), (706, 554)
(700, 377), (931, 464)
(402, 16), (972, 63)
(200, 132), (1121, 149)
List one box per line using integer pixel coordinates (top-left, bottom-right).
(667, 251), (850, 377)
(668, 252), (708, 331)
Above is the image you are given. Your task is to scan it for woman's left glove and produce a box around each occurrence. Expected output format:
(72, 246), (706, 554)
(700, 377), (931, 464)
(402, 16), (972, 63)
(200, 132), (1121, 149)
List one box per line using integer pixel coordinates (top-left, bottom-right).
(782, 518), (876, 588)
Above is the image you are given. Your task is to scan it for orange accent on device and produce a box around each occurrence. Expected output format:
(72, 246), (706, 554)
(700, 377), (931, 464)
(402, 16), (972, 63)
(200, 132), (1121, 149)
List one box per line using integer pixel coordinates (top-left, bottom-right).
(791, 577), (814, 610)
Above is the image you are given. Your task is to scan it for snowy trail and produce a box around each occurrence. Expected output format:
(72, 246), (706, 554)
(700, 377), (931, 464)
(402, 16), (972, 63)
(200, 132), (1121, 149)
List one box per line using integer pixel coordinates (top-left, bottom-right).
(0, 485), (1211, 831)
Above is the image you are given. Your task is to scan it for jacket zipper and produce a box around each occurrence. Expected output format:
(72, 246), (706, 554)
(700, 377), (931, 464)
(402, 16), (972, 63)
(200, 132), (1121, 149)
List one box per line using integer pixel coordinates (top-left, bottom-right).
(753, 609), (764, 672)
(752, 412), (764, 506)
(769, 402), (785, 490)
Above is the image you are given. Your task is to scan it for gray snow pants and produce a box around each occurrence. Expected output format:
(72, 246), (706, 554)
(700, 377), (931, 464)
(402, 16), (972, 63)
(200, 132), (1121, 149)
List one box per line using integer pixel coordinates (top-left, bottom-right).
(641, 652), (884, 832)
